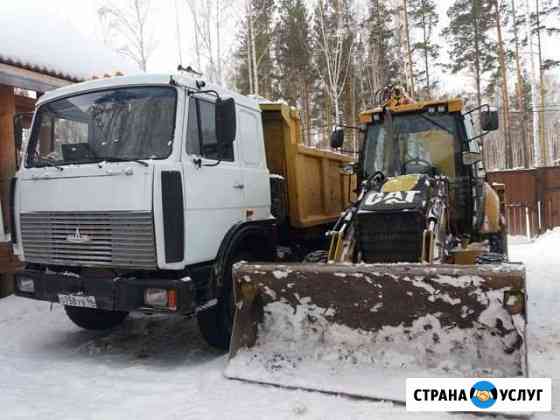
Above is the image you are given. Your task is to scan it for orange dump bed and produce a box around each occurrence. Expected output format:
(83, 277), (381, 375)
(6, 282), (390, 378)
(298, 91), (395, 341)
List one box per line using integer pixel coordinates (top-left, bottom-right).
(260, 103), (355, 229)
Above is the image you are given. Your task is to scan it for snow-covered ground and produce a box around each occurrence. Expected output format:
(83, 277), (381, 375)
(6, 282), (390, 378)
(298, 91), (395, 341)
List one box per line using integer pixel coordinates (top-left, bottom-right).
(0, 232), (559, 420)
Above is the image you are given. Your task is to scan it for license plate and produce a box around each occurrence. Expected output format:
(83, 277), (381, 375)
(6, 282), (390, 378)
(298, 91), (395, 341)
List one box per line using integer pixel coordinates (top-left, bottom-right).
(58, 294), (97, 308)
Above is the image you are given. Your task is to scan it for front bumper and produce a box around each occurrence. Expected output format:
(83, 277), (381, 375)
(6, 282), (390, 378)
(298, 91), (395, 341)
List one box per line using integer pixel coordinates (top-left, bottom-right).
(14, 268), (196, 314)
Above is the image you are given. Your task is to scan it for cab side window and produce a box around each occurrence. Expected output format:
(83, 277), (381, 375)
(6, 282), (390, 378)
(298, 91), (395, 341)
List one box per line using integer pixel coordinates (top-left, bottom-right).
(186, 97), (234, 161)
(239, 109), (262, 166)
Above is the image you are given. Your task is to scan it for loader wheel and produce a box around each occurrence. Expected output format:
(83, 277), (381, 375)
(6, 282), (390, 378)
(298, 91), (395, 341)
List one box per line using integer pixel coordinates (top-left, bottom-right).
(64, 306), (128, 330)
(303, 250), (329, 263)
(197, 251), (252, 351)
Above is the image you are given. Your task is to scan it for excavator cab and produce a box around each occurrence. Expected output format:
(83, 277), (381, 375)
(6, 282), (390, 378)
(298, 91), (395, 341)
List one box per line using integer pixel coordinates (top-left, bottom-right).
(358, 100), (483, 237)
(361, 110), (460, 178)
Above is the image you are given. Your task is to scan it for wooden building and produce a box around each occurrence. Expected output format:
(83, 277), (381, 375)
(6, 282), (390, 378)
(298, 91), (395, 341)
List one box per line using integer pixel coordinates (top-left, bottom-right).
(0, 14), (134, 297)
(0, 63), (77, 296)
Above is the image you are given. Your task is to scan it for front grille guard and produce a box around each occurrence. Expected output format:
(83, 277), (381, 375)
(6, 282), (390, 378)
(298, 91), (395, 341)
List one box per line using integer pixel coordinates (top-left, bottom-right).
(20, 211), (157, 269)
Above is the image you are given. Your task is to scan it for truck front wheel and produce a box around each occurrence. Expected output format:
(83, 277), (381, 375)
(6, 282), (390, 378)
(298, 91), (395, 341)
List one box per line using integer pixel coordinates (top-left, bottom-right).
(197, 251), (252, 351)
(64, 306), (129, 330)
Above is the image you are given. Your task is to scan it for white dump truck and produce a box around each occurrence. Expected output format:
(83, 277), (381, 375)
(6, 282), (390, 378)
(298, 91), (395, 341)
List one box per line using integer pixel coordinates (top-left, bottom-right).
(11, 73), (352, 348)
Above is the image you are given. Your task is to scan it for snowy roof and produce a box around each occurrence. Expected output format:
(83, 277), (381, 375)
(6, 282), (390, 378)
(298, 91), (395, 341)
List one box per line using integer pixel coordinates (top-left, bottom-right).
(0, 2), (137, 82)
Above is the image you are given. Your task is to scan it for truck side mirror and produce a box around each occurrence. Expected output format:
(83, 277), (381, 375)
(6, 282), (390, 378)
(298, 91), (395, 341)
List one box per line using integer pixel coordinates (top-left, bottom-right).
(215, 98), (236, 146)
(330, 128), (344, 149)
(480, 110), (499, 132)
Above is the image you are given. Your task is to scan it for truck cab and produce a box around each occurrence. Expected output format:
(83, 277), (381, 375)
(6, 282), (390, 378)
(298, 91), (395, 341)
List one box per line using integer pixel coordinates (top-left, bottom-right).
(12, 74), (275, 347)
(11, 73), (354, 349)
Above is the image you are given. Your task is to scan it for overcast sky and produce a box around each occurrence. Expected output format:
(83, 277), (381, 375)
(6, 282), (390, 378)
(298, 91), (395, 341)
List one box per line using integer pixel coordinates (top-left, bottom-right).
(9, 0), (560, 97)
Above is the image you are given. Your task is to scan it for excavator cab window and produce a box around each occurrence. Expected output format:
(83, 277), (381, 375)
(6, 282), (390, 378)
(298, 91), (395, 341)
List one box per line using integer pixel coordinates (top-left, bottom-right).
(362, 112), (460, 179)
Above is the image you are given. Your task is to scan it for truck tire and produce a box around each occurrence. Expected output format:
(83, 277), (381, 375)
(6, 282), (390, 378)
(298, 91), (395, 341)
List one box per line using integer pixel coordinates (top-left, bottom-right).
(64, 306), (128, 330)
(197, 251), (252, 351)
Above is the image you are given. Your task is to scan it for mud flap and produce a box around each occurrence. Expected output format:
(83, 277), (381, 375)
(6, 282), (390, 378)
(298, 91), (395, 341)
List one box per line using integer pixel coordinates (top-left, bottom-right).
(225, 263), (527, 402)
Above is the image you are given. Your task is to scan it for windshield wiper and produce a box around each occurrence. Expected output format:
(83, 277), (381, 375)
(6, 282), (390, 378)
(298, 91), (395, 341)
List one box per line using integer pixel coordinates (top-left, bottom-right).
(34, 158), (64, 171)
(97, 157), (149, 167)
(419, 114), (454, 135)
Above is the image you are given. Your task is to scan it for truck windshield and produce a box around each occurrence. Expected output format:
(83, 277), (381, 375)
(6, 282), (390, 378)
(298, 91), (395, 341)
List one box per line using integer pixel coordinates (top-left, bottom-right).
(27, 86), (176, 167)
(362, 113), (459, 178)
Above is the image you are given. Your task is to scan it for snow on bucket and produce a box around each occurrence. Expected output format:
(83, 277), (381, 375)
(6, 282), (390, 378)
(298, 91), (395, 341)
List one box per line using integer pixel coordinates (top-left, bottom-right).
(225, 263), (527, 402)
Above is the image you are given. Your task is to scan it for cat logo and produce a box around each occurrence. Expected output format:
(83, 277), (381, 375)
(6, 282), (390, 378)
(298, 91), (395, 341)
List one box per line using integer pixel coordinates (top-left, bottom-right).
(365, 191), (420, 207)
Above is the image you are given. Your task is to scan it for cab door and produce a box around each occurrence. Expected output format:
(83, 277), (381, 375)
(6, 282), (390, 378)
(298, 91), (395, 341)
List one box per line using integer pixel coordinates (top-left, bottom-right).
(237, 107), (271, 221)
(182, 95), (244, 265)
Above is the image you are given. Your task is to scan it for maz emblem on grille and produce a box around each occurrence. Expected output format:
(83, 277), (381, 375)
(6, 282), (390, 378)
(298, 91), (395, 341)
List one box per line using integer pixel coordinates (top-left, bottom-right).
(66, 228), (92, 244)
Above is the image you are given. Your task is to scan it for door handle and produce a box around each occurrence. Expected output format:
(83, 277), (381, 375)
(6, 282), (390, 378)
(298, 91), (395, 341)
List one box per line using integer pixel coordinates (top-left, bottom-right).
(233, 184), (245, 189)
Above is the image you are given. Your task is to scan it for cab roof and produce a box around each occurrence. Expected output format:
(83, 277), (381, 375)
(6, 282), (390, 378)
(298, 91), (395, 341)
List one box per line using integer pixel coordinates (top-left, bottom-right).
(359, 98), (464, 124)
(37, 73), (261, 111)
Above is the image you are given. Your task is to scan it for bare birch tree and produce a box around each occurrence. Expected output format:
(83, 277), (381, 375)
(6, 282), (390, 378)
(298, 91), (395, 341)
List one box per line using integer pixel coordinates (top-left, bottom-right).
(511, 0), (530, 167)
(494, 0), (513, 168)
(248, 1), (259, 94)
(98, 0), (156, 72)
(242, 0), (275, 96)
(316, 1), (355, 126)
(400, 0), (416, 96)
(185, 0), (234, 85)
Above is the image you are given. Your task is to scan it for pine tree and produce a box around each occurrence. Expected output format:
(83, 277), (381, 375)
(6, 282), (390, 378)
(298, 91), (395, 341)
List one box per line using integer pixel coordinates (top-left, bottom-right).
(529, 0), (559, 165)
(273, 0), (315, 142)
(494, 0), (513, 168)
(511, 0), (560, 165)
(509, 0), (530, 167)
(442, 0), (497, 107)
(408, 0), (440, 98)
(340, 0), (360, 152)
(233, 28), (252, 95)
(399, 0), (416, 96)
(252, 0), (275, 97)
(233, 0), (275, 97)
(366, 0), (398, 101)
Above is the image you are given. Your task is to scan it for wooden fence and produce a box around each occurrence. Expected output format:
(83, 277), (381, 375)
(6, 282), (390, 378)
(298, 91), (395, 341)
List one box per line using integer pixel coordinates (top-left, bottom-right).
(488, 167), (560, 237)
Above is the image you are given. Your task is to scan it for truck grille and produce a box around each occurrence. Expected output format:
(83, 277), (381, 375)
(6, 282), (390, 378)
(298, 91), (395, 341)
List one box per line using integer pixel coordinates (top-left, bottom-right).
(20, 211), (157, 269)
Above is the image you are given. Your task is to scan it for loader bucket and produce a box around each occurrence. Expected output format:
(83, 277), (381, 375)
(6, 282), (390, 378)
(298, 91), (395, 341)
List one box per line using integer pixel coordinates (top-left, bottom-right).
(225, 262), (527, 402)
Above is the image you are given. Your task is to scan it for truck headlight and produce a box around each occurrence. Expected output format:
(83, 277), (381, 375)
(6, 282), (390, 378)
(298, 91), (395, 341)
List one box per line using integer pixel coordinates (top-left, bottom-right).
(17, 277), (35, 293)
(144, 288), (177, 311)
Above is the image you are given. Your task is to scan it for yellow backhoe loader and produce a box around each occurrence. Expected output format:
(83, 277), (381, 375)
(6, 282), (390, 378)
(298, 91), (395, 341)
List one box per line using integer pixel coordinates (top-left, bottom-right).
(225, 87), (527, 402)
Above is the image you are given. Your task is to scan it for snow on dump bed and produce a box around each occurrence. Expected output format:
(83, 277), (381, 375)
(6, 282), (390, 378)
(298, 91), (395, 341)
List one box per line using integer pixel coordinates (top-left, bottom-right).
(0, 0), (136, 80)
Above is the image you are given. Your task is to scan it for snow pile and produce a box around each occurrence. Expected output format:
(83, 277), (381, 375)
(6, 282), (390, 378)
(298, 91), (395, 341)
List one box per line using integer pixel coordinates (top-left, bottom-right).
(0, 0), (137, 80)
(0, 232), (559, 419)
(509, 228), (560, 419)
(226, 272), (526, 401)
